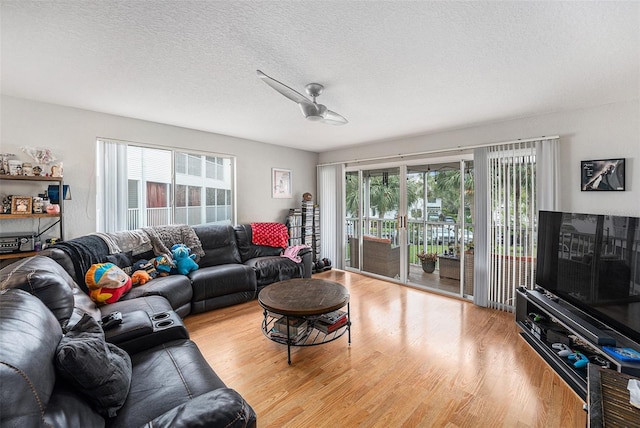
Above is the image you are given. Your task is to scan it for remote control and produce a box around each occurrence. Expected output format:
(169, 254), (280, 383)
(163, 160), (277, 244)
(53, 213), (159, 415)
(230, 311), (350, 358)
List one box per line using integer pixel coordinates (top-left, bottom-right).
(101, 311), (123, 329)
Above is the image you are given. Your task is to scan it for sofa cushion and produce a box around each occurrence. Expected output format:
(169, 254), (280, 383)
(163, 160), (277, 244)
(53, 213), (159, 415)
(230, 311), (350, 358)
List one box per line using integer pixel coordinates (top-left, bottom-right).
(0, 289), (63, 427)
(192, 224), (242, 266)
(109, 339), (227, 428)
(244, 256), (302, 286)
(142, 388), (257, 428)
(189, 264), (257, 301)
(120, 274), (193, 314)
(44, 383), (106, 428)
(0, 255), (76, 328)
(55, 314), (132, 418)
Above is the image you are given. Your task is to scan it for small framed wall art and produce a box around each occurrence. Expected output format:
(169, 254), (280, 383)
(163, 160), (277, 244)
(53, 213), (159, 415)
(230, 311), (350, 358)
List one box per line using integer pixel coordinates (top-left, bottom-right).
(272, 168), (292, 198)
(11, 196), (33, 214)
(581, 158), (625, 191)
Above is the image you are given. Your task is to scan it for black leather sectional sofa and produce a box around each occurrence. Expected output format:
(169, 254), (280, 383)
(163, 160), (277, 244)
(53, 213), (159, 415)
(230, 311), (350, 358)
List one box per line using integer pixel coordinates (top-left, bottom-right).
(43, 223), (312, 317)
(0, 223), (312, 427)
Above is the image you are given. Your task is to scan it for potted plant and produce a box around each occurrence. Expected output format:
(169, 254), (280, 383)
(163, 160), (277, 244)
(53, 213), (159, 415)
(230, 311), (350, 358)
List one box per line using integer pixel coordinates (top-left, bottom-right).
(417, 252), (438, 273)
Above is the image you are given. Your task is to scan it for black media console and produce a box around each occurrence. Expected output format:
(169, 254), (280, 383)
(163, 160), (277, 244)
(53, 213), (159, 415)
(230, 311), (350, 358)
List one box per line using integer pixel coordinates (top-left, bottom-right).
(515, 287), (640, 400)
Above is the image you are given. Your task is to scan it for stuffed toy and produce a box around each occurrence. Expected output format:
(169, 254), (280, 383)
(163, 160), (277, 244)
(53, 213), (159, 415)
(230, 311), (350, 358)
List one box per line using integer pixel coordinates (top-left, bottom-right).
(132, 259), (158, 278)
(131, 270), (152, 286)
(85, 262), (132, 305)
(153, 255), (175, 277)
(171, 244), (199, 275)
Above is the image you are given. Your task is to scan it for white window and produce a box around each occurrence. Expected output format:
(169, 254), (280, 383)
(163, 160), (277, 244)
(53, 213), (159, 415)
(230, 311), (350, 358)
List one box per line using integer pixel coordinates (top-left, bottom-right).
(97, 139), (235, 232)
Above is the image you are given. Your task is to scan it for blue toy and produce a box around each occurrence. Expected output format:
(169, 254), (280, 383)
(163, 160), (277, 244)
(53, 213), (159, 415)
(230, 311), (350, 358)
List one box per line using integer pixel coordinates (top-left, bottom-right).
(171, 244), (199, 275)
(568, 352), (589, 369)
(153, 255), (175, 276)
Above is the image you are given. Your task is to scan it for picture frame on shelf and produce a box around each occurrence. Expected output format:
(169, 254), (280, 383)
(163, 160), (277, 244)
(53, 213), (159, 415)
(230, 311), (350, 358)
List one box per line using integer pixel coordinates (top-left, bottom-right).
(581, 158), (625, 191)
(11, 196), (33, 214)
(272, 168), (292, 199)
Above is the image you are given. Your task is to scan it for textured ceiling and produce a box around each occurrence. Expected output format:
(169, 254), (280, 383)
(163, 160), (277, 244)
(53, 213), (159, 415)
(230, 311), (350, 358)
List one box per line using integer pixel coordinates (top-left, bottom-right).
(1, 1), (638, 152)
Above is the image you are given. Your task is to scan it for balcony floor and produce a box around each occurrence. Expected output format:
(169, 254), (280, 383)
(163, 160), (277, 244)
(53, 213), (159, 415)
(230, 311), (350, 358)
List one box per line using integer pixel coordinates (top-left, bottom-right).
(344, 262), (471, 298)
(407, 263), (467, 296)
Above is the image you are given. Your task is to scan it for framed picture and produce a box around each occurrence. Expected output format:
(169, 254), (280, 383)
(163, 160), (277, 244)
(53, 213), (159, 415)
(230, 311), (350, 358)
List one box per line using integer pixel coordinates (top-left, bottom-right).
(11, 196), (33, 214)
(272, 168), (292, 198)
(581, 158), (625, 191)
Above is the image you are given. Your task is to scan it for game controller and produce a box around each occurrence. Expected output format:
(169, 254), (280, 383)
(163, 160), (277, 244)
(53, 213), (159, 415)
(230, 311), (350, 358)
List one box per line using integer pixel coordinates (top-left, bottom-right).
(568, 352), (589, 369)
(552, 343), (572, 357)
(589, 355), (610, 369)
(101, 311), (123, 330)
(528, 312), (545, 322)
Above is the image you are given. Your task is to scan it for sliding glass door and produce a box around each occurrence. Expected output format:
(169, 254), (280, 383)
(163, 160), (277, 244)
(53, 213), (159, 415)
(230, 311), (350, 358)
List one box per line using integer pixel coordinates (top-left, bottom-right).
(405, 161), (474, 297)
(346, 167), (404, 281)
(345, 157), (474, 298)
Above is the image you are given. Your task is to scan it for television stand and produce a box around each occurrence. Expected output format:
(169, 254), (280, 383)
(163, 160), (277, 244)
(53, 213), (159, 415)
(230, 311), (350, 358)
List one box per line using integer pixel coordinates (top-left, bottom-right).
(515, 287), (640, 400)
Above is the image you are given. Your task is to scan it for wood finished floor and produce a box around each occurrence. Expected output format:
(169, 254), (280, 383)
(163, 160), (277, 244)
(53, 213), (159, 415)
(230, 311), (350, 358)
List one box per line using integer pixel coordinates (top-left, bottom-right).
(184, 270), (587, 428)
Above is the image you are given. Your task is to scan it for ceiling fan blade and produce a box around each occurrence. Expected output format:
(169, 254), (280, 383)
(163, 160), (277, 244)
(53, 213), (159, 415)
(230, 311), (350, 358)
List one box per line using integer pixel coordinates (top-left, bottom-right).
(323, 109), (348, 125)
(257, 70), (312, 105)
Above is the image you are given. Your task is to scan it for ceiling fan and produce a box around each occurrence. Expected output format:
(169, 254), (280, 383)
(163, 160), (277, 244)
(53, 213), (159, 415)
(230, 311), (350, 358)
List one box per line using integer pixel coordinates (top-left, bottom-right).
(257, 70), (348, 125)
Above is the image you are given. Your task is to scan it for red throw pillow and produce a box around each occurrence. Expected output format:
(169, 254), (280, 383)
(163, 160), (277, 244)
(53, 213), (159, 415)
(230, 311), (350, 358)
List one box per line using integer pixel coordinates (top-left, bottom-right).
(251, 223), (289, 248)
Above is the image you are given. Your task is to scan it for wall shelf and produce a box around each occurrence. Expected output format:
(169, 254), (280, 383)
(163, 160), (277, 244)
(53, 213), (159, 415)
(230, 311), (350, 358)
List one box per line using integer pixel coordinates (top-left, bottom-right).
(0, 174), (65, 263)
(0, 251), (38, 260)
(0, 213), (61, 219)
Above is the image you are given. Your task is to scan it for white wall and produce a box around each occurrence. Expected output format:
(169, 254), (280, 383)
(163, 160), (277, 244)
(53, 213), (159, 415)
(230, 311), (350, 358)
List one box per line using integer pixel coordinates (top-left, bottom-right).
(319, 100), (640, 217)
(2, 96), (637, 243)
(0, 95), (319, 239)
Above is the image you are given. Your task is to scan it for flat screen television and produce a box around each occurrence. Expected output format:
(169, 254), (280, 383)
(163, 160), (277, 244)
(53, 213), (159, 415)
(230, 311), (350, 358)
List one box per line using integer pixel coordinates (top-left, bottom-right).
(536, 210), (640, 344)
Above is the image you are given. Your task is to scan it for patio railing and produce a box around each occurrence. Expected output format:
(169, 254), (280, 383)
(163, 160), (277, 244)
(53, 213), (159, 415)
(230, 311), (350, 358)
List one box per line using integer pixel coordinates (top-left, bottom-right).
(346, 218), (474, 265)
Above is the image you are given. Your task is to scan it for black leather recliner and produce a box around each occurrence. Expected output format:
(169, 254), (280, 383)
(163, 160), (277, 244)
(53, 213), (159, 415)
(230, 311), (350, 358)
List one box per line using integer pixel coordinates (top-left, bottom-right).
(233, 224), (313, 292)
(0, 256), (256, 427)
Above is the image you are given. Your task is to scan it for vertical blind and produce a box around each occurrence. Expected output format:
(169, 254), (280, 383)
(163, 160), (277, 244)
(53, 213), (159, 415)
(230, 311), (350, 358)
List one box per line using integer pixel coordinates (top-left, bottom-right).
(318, 164), (345, 269)
(482, 138), (558, 311)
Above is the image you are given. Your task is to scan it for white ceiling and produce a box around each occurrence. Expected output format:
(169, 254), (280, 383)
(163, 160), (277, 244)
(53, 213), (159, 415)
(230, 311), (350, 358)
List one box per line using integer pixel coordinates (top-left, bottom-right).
(1, 1), (638, 153)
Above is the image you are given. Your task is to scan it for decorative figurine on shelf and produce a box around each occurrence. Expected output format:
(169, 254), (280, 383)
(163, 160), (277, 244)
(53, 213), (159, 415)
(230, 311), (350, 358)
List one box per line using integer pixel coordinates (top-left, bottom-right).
(22, 163), (33, 176)
(1, 196), (11, 214)
(33, 197), (43, 214)
(32, 165), (42, 176)
(302, 192), (313, 202)
(8, 160), (21, 176)
(0, 153), (15, 175)
(51, 163), (63, 177)
(46, 204), (60, 214)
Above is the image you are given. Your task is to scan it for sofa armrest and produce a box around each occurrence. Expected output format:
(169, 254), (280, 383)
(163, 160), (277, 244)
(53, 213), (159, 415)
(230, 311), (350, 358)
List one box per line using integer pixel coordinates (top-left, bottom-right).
(141, 388), (256, 428)
(300, 248), (313, 278)
(103, 310), (189, 355)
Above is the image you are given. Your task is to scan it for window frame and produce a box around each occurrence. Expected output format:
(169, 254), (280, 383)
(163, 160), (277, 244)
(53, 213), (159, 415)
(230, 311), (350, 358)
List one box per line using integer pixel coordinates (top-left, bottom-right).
(97, 139), (236, 232)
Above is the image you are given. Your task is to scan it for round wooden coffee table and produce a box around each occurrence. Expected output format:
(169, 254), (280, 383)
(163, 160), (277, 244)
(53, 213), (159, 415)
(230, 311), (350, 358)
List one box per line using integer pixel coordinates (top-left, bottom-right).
(258, 278), (351, 364)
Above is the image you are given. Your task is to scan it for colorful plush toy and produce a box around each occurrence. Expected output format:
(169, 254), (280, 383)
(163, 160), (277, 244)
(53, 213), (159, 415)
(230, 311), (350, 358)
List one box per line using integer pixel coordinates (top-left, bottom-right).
(131, 270), (152, 286)
(171, 244), (199, 275)
(85, 262), (132, 305)
(132, 259), (158, 278)
(153, 255), (175, 277)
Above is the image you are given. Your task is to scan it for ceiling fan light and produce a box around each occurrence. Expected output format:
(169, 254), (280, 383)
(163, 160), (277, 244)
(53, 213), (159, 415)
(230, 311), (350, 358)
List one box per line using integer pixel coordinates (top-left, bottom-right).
(299, 102), (327, 121)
